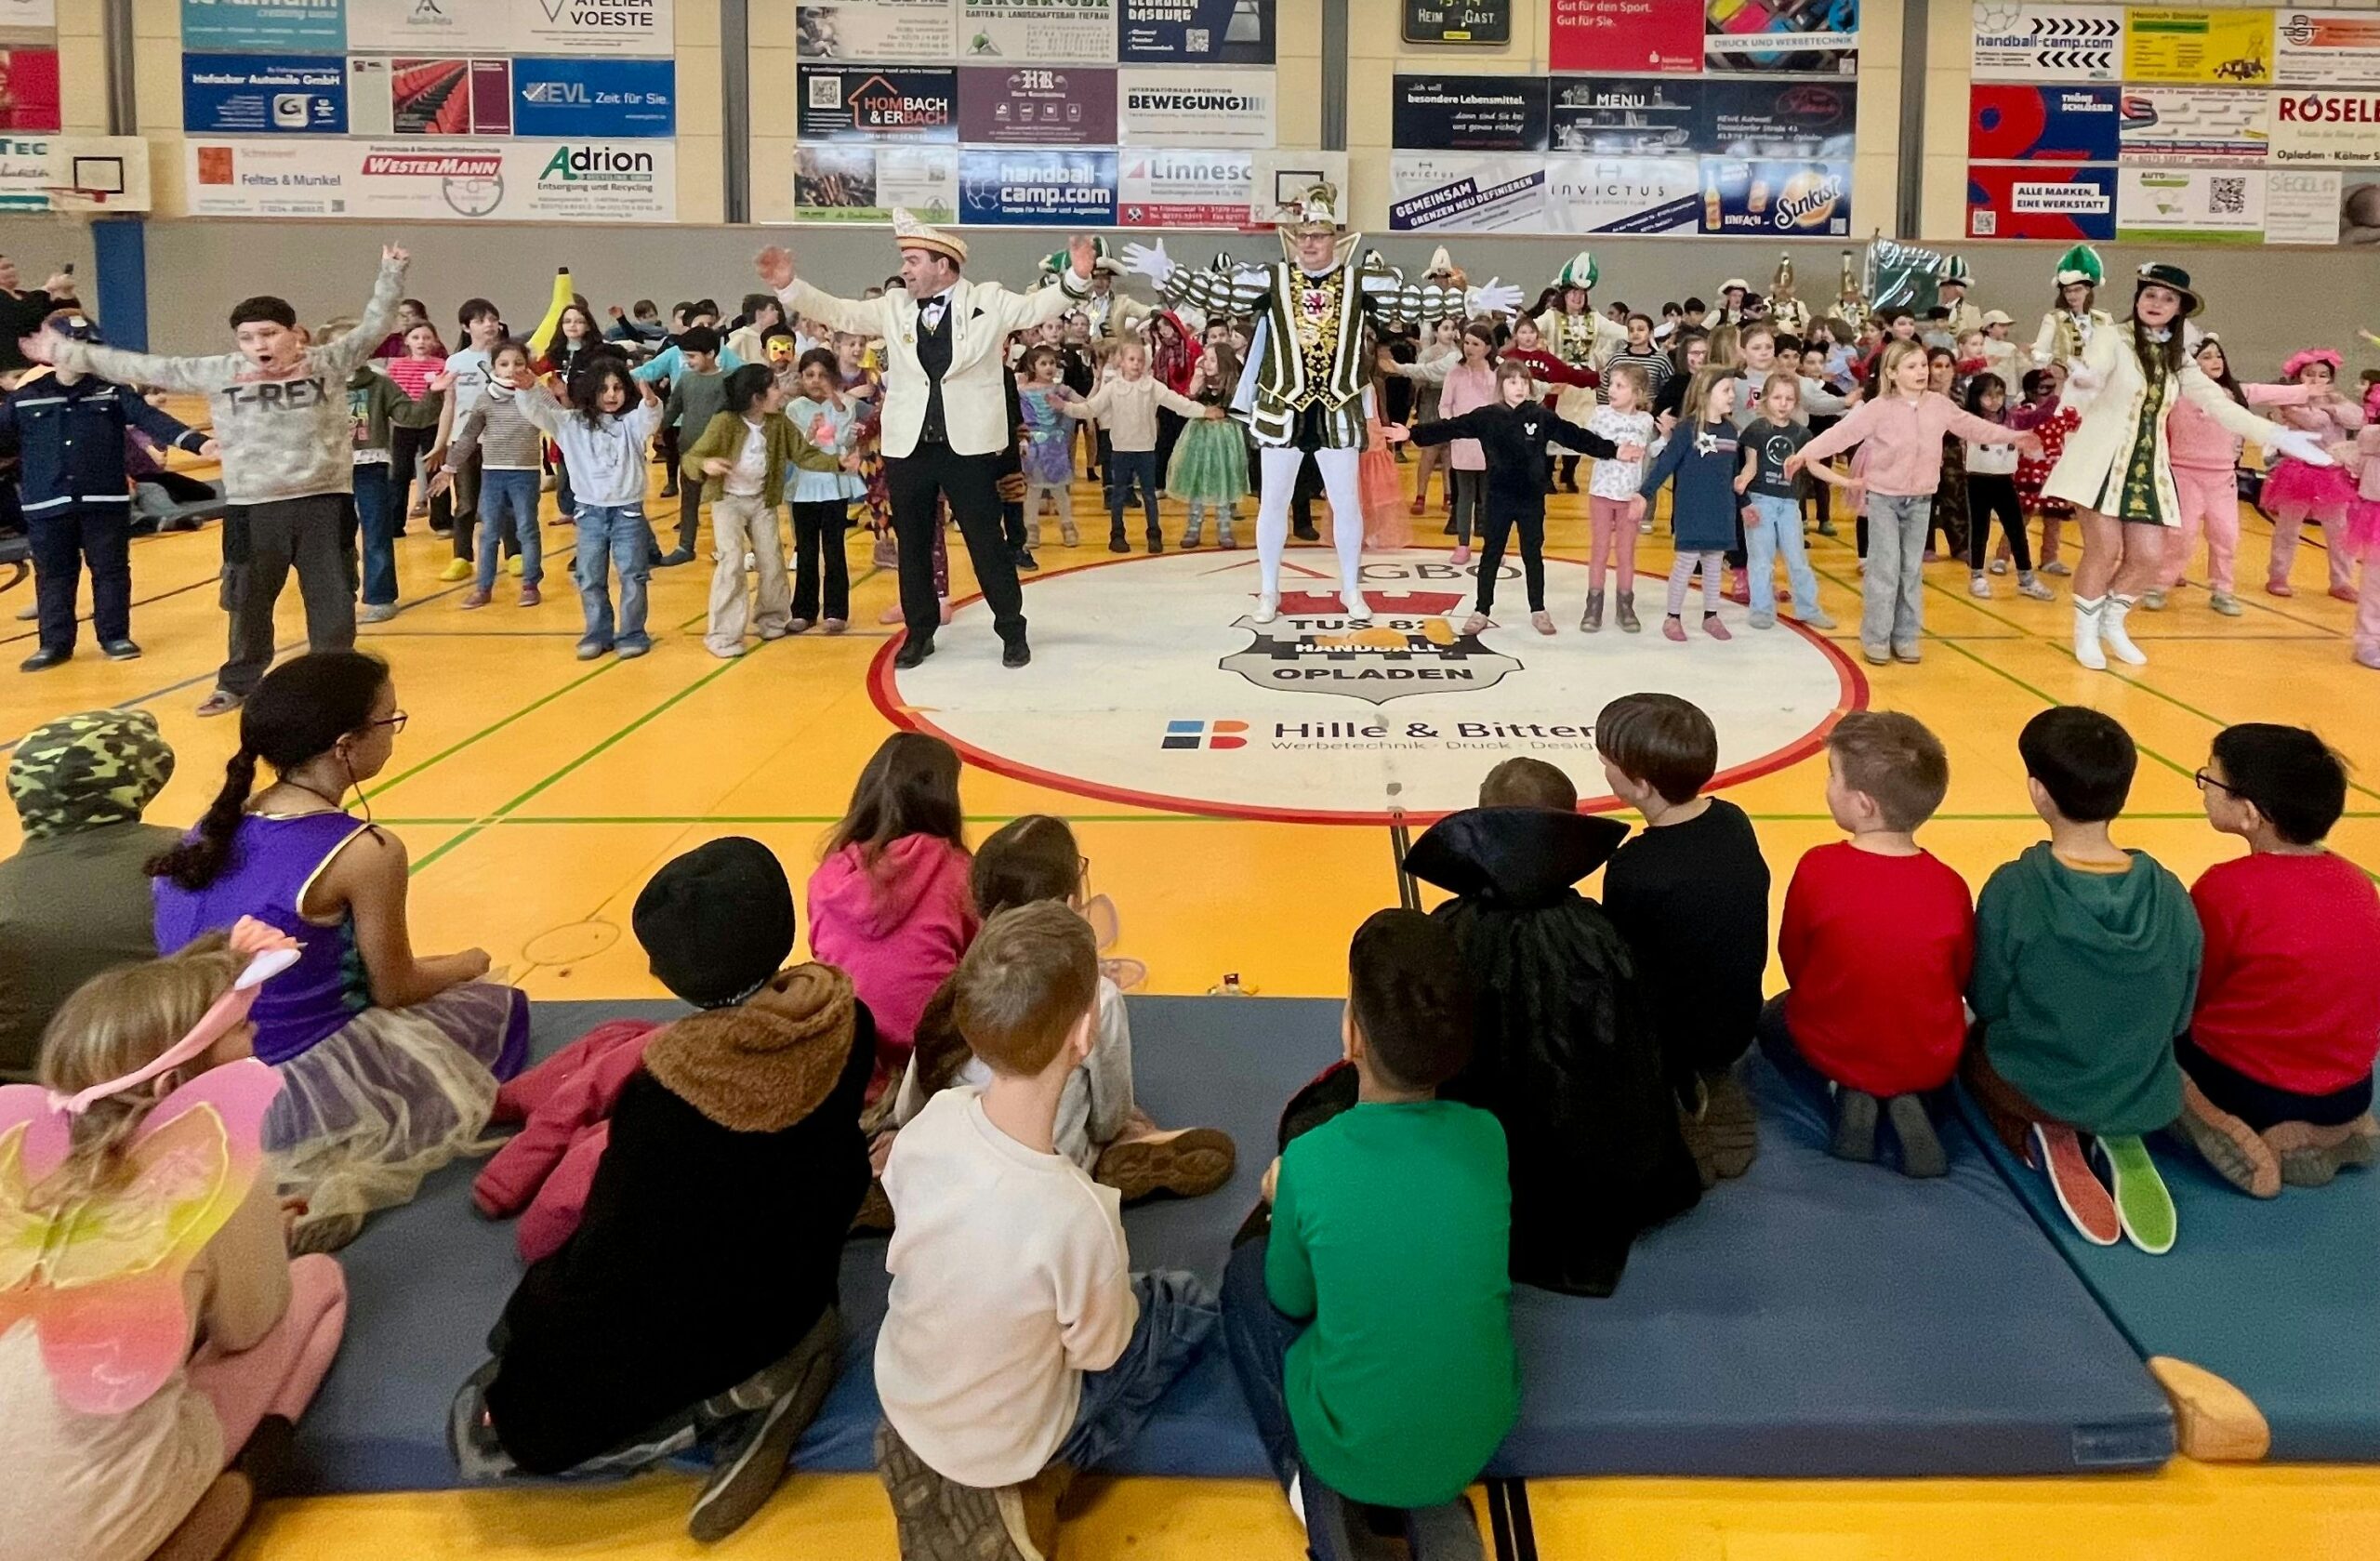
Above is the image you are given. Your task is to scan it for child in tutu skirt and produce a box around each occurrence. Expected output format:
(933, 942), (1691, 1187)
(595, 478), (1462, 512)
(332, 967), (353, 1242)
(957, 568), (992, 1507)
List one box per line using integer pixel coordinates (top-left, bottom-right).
(2264, 348), (2366, 602)
(1168, 340), (1249, 549)
(1018, 346), (1080, 549)
(1349, 348), (1413, 550)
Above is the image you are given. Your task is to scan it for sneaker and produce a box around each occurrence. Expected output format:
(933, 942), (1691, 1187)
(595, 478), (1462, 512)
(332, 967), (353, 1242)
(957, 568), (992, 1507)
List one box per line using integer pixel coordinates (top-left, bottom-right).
(824, 618), (849, 635)
(1662, 615), (1687, 642)
(1989, 558), (2010, 575)
(616, 637), (652, 660)
(2175, 1078), (2281, 1198)
(1217, 527), (1236, 549)
(2265, 1114), (2380, 1188)
(2210, 590), (2243, 616)
(1146, 533), (1166, 555)
(1702, 612), (1731, 642)
(1885, 1095), (1947, 1178)
(1529, 610), (1556, 636)
(688, 1314), (842, 1542)
(2139, 589), (2167, 611)
(1892, 642), (1923, 664)
(876, 1420), (1051, 1561)
(1449, 544), (1472, 565)
(1108, 536), (1130, 554)
(2017, 574), (2056, 602)
(1018, 549), (1040, 572)
(2031, 1124), (2121, 1247)
(1748, 610), (1776, 629)
(1059, 521), (1080, 548)
(360, 602), (399, 624)
(1093, 1125), (1237, 1202)
(1969, 573), (1992, 598)
(1798, 608), (1838, 630)
(439, 558), (473, 582)
(1580, 588), (1604, 633)
(1818, 519), (1838, 537)
(196, 689), (244, 718)
(1831, 1089), (1880, 1163)
(2042, 560), (2071, 576)
(1862, 642), (1891, 666)
(2096, 1135), (2176, 1254)
(1682, 1069), (1760, 1183)
(101, 639), (143, 661)
(1461, 611), (1493, 638)
(656, 549), (695, 568)
(575, 639), (610, 661)
(460, 589), (491, 610)
(1181, 522), (1203, 548)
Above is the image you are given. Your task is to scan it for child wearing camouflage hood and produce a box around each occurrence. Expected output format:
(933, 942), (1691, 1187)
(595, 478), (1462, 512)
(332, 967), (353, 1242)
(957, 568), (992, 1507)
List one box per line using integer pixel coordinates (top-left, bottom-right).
(0, 708), (177, 1076)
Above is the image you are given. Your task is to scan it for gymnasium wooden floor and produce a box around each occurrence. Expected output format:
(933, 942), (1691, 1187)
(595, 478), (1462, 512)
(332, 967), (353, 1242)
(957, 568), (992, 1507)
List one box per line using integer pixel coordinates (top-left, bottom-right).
(7, 450), (2380, 1557)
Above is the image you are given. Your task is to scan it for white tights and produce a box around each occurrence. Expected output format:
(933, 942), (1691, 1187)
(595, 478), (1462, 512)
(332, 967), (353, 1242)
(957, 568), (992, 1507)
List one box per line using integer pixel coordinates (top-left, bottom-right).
(1256, 443), (1367, 603)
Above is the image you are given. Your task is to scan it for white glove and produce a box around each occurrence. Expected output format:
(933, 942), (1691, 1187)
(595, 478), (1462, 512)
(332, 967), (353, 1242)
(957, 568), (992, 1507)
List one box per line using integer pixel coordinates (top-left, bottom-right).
(1467, 277), (1523, 318)
(2061, 360), (2101, 392)
(1118, 240), (1175, 285)
(2268, 428), (2337, 468)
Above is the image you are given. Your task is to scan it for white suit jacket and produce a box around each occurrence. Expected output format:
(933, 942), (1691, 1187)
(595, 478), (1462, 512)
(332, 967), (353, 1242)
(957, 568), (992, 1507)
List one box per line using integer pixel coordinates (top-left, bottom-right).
(2043, 323), (2284, 527)
(778, 271), (1086, 458)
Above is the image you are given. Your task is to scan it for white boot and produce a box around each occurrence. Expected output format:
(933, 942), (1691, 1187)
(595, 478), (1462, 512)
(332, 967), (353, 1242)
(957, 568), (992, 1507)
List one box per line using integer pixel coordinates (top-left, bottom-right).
(1253, 589), (1279, 624)
(2072, 598), (2109, 670)
(1342, 578), (1368, 623)
(2101, 594), (2149, 666)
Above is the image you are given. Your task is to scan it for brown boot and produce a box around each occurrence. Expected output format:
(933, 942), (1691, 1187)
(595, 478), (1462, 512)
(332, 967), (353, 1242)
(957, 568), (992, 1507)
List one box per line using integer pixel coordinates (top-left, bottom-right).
(2264, 1113), (2380, 1188)
(2175, 1077), (2280, 1197)
(1678, 1068), (1759, 1184)
(1094, 1113), (1236, 1203)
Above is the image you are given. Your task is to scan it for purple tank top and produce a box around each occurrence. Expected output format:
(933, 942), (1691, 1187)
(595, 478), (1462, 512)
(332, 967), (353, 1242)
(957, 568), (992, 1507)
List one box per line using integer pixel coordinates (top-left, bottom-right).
(153, 812), (373, 1066)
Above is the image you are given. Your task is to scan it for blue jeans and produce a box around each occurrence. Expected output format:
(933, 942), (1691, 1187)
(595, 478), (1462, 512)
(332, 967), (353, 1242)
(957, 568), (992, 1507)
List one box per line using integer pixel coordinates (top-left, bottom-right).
(1745, 494), (1819, 619)
(574, 502), (653, 651)
(1049, 1270), (1216, 1474)
(1107, 449), (1159, 541)
(475, 469), (544, 592)
(353, 461), (397, 606)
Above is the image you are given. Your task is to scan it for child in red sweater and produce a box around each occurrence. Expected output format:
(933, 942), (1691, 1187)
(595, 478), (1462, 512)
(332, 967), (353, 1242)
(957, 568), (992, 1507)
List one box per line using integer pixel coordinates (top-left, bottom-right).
(2177, 723), (2380, 1197)
(1762, 711), (1975, 1177)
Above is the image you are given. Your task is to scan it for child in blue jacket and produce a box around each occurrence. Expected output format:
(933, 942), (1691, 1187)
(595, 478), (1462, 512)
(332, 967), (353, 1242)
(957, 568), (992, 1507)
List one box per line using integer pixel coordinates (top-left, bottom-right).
(1631, 364), (1742, 643)
(3, 314), (213, 670)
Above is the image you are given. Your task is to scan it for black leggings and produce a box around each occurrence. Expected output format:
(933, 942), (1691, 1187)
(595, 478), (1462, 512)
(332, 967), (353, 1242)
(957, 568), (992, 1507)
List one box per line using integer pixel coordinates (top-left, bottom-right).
(1475, 493), (1546, 615)
(1966, 472), (2031, 573)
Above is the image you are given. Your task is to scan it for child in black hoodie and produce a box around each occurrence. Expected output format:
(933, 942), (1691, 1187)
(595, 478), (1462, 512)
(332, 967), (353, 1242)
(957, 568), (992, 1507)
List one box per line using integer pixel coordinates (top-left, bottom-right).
(1404, 757), (1702, 1295)
(454, 838), (873, 1541)
(1402, 361), (1643, 638)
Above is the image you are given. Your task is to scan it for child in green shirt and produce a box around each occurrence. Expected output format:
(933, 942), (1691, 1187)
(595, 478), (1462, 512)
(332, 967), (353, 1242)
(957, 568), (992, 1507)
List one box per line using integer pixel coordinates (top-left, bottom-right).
(1222, 909), (1518, 1557)
(1966, 707), (2201, 1255)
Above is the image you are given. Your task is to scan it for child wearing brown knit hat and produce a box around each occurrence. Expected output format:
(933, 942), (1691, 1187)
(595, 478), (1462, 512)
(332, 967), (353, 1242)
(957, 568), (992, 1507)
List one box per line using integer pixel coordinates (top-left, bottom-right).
(453, 837), (875, 1541)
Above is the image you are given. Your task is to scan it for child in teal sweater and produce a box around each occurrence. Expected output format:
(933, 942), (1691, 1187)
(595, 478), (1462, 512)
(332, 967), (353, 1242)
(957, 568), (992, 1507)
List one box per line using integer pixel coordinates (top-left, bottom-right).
(1222, 909), (1518, 1554)
(1966, 707), (2200, 1255)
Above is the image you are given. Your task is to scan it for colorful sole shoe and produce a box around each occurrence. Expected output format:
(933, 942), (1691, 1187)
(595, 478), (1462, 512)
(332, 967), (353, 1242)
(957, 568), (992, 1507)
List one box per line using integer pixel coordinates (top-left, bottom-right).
(2031, 1124), (2121, 1246)
(2096, 1135), (2176, 1255)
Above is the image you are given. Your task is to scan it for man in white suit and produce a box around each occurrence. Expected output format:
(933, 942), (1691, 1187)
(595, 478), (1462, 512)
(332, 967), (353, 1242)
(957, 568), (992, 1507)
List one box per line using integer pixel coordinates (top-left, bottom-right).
(757, 213), (1095, 668)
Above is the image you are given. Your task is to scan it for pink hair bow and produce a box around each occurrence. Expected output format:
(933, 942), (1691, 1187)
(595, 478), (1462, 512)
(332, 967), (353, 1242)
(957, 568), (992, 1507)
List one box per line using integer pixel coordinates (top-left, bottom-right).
(2282, 348), (2344, 380)
(43, 918), (300, 1118)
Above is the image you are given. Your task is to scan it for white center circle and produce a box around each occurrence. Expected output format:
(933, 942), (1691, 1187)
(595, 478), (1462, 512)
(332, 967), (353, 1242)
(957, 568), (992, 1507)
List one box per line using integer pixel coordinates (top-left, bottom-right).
(872, 549), (1868, 823)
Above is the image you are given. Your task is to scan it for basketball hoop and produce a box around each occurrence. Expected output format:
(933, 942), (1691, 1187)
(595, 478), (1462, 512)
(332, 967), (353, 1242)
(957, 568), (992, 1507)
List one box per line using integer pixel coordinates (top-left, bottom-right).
(42, 138), (152, 215)
(43, 184), (110, 214)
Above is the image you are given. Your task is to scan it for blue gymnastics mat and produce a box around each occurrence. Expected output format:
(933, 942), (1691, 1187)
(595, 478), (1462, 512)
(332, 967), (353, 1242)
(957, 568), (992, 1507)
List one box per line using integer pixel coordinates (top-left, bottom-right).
(288, 997), (2171, 1495)
(1956, 1089), (2380, 1464)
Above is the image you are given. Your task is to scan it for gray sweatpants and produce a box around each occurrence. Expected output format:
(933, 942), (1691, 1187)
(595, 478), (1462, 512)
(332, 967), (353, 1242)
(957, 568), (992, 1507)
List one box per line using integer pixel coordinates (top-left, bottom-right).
(219, 494), (357, 696)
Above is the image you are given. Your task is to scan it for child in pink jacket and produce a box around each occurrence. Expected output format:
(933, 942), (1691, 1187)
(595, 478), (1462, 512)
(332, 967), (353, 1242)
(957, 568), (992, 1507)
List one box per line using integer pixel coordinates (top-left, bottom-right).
(806, 733), (979, 1096)
(2161, 336), (2312, 615)
(1791, 339), (2039, 668)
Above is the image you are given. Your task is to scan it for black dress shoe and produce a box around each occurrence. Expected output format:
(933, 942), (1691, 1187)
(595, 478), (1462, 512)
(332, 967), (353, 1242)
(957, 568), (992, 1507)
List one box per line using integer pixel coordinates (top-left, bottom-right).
(1292, 524), (1320, 541)
(20, 646), (70, 671)
(101, 639), (143, 661)
(1002, 640), (1032, 668)
(893, 637), (935, 670)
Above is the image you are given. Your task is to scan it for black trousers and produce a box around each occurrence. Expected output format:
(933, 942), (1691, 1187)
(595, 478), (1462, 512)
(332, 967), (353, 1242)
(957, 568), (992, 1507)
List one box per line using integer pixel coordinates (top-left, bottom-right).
(219, 495), (356, 696)
(886, 443), (1025, 648)
(789, 499), (851, 622)
(30, 503), (132, 650)
(1475, 491), (1547, 614)
(1965, 472), (2031, 573)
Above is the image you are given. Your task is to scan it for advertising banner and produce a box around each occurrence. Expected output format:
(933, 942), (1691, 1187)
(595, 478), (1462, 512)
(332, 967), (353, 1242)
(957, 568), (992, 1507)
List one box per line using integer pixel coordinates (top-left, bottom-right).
(179, 0), (346, 55)
(2263, 165), (2343, 241)
(0, 130), (56, 212)
(1699, 78), (1856, 159)
(960, 0), (1119, 63)
(2275, 11), (2380, 88)
(2122, 7), (2270, 86)
(1548, 0), (1702, 73)
(1387, 152), (1546, 232)
(350, 58), (515, 138)
(1117, 67), (1274, 146)
(1391, 75), (1550, 152)
(1698, 157), (1853, 234)
(1969, 84), (2122, 162)
(0, 45), (54, 130)
(1550, 77), (1699, 156)
(1703, 0), (1858, 75)
(1970, 3), (2122, 83)
(186, 137), (675, 220)
(796, 1), (961, 62)
(958, 65), (1116, 145)
(1246, 148), (1347, 222)
(1117, 147), (1252, 226)
(957, 145), (1117, 223)
(1965, 161), (2119, 238)
(2117, 164), (2265, 238)
(794, 143), (959, 221)
(1540, 154), (1701, 232)
(2269, 89), (2380, 165)
(2117, 86), (2270, 163)
(510, 58), (674, 139)
(1117, 0), (1275, 63)
(0, 0), (52, 32)
(348, 0), (674, 56)
(2343, 172), (2380, 244)
(183, 54), (347, 135)
(797, 65), (959, 141)
(1402, 0), (1512, 45)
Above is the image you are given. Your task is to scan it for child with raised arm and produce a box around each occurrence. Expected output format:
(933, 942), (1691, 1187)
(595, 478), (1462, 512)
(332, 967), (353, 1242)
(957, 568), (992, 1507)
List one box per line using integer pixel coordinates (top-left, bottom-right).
(515, 356), (665, 661)
(1406, 359), (1636, 638)
(22, 246), (410, 717)
(1788, 340), (2040, 668)
(436, 340), (548, 613)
